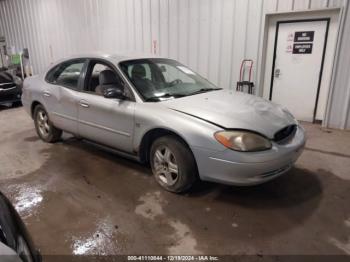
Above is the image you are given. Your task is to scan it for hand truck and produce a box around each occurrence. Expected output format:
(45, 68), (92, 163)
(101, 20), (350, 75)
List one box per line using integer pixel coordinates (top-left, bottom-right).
(236, 59), (255, 94)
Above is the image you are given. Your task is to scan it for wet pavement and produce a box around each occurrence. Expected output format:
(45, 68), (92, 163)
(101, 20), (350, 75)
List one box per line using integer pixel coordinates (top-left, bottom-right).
(0, 106), (350, 256)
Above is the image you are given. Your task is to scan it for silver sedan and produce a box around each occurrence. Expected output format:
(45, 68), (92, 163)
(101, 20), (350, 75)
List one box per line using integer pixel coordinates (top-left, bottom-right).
(22, 54), (306, 193)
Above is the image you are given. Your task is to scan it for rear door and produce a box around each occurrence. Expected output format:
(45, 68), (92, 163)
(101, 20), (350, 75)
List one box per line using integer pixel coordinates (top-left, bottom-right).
(77, 59), (135, 153)
(43, 59), (87, 134)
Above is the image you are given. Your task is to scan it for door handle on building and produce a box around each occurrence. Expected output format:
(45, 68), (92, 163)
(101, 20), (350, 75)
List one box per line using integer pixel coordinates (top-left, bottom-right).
(274, 68), (281, 78)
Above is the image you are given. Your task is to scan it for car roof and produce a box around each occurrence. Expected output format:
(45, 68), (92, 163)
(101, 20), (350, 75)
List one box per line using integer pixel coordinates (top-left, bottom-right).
(44, 52), (174, 77)
(60, 52), (166, 64)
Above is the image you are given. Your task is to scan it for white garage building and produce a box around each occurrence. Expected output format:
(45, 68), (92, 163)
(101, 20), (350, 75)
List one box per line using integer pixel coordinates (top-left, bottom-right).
(0, 0), (349, 129)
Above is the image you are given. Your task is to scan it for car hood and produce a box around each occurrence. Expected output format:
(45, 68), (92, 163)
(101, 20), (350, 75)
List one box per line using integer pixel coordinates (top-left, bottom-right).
(161, 90), (296, 139)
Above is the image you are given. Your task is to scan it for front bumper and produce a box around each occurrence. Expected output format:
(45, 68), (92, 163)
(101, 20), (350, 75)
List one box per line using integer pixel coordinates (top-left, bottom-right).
(0, 86), (22, 105)
(192, 125), (306, 186)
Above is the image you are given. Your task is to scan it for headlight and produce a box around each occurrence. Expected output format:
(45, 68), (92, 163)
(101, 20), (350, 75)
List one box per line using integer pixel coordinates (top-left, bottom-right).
(14, 76), (23, 86)
(214, 131), (272, 152)
(282, 107), (296, 120)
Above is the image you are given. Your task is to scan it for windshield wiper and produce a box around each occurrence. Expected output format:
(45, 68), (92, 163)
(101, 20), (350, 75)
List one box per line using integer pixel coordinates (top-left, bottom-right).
(189, 88), (222, 96)
(145, 88), (222, 101)
(145, 93), (187, 102)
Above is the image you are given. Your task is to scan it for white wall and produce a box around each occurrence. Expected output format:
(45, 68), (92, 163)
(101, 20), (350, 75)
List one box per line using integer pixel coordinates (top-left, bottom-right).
(325, 0), (350, 129)
(0, 0), (343, 84)
(0, 0), (348, 128)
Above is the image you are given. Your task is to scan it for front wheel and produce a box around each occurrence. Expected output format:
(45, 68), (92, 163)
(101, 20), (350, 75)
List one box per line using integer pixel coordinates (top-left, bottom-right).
(34, 104), (62, 143)
(150, 136), (198, 193)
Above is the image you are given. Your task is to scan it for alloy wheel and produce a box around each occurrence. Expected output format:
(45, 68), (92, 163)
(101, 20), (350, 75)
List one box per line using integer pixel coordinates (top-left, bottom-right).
(37, 110), (50, 138)
(153, 146), (179, 186)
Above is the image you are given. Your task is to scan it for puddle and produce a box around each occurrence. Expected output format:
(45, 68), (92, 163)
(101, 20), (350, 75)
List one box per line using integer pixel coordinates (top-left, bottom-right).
(168, 220), (201, 255)
(72, 218), (118, 255)
(345, 219), (350, 228)
(329, 237), (350, 255)
(0, 135), (50, 180)
(329, 218), (350, 255)
(8, 184), (43, 218)
(135, 191), (201, 254)
(135, 191), (166, 219)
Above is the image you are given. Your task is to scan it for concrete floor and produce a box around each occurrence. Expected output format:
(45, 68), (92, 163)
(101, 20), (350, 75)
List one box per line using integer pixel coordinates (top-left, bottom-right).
(0, 106), (350, 256)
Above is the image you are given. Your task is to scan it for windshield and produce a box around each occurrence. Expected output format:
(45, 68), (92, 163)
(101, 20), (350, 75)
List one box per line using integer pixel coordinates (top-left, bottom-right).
(119, 58), (221, 102)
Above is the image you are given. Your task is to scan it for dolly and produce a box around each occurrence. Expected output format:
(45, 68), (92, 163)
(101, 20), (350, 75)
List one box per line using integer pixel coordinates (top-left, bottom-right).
(236, 59), (255, 94)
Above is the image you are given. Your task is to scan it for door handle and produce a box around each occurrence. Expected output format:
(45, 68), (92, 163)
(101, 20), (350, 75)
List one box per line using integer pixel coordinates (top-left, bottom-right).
(274, 68), (281, 78)
(79, 100), (89, 108)
(43, 91), (51, 97)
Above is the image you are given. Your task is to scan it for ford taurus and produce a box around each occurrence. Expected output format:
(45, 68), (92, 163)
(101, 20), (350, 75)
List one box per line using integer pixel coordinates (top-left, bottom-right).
(22, 54), (306, 193)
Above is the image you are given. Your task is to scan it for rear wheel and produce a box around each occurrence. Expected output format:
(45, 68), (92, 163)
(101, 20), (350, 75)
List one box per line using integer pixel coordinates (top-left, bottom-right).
(34, 104), (62, 143)
(150, 136), (198, 193)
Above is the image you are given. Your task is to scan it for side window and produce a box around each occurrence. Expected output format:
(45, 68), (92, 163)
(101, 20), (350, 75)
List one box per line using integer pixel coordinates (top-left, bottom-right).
(47, 60), (85, 89)
(87, 63), (111, 93)
(86, 61), (133, 99)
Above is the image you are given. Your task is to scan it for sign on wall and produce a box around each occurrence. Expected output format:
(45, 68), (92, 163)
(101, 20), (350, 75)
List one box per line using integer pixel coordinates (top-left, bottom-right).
(287, 31), (315, 54)
(294, 31), (315, 42)
(293, 43), (313, 54)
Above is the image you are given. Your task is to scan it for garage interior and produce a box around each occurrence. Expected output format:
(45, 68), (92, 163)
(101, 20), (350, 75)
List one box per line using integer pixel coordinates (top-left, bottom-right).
(1, 0), (350, 259)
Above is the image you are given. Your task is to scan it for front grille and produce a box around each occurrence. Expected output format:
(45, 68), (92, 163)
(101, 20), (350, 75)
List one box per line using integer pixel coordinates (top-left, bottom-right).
(274, 125), (297, 143)
(0, 92), (21, 102)
(0, 83), (16, 90)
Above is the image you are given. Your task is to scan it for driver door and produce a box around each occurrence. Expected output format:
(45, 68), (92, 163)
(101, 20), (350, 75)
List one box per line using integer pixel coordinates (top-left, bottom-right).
(77, 60), (135, 153)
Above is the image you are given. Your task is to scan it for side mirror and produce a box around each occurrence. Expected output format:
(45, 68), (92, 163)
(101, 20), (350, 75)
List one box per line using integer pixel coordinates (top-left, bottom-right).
(103, 85), (126, 100)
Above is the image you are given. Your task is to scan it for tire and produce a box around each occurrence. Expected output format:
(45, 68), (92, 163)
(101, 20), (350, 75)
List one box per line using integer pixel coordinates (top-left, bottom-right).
(150, 135), (198, 193)
(33, 104), (62, 143)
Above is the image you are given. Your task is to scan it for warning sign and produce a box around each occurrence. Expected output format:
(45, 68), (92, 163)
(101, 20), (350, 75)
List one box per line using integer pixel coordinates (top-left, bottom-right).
(294, 31), (315, 42)
(293, 43), (313, 54)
